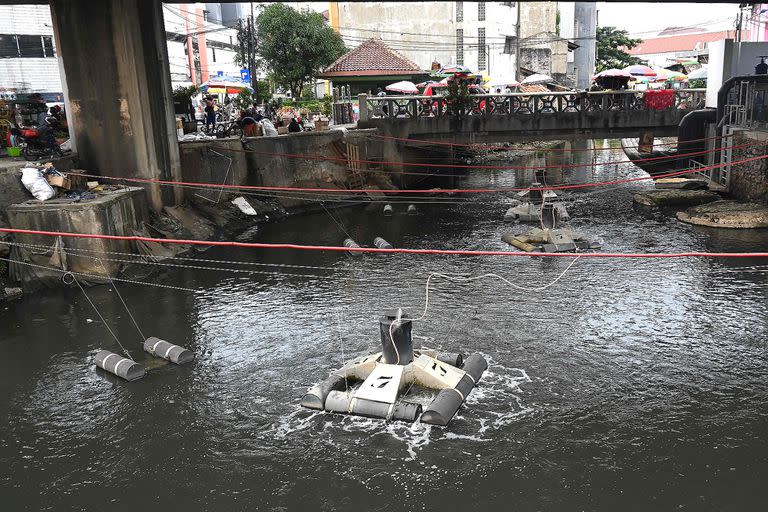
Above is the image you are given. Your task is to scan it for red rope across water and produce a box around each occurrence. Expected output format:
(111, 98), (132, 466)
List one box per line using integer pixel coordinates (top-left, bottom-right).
(68, 153), (768, 195)
(2, 228), (768, 259)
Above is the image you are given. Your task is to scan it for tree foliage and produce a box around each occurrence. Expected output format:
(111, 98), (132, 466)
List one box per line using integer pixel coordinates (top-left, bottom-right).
(446, 79), (473, 119)
(596, 26), (643, 72)
(256, 3), (346, 99)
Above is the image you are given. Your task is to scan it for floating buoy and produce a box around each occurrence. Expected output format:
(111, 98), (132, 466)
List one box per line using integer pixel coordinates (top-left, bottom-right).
(94, 350), (145, 381)
(143, 337), (195, 365)
(407, 204), (417, 215)
(301, 312), (487, 426)
(373, 237), (393, 249)
(383, 204), (393, 216)
(343, 238), (362, 256)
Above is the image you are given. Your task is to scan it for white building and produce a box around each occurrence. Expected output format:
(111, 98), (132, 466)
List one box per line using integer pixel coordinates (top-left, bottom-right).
(0, 4), (62, 99)
(330, 1), (519, 76)
(0, 3), (243, 97)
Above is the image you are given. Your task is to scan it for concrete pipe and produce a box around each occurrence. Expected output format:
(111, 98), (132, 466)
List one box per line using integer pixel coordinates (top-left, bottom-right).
(343, 238), (362, 257)
(325, 391), (422, 422)
(94, 350), (145, 382)
(407, 204), (418, 215)
(373, 237), (393, 249)
(383, 204), (393, 217)
(300, 374), (347, 410)
(436, 352), (464, 368)
(143, 337), (195, 365)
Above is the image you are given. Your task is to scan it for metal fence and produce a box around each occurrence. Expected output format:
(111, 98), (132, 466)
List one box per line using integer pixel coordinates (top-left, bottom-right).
(358, 89), (707, 121)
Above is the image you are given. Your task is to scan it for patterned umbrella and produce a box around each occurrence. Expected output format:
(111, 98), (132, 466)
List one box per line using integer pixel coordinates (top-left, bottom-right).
(438, 64), (472, 74)
(622, 64), (657, 78)
(593, 68), (633, 79)
(654, 68), (687, 82)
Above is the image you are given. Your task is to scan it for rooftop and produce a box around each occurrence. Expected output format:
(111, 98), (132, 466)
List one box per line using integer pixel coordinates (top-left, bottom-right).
(627, 30), (747, 56)
(319, 38), (425, 78)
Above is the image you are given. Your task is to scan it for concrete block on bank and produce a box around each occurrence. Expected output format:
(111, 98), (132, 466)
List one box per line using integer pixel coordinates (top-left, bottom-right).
(676, 200), (768, 229)
(633, 189), (720, 207)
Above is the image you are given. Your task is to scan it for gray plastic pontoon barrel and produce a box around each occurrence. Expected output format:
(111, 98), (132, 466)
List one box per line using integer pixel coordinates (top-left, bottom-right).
(383, 204), (393, 216)
(300, 374), (347, 410)
(143, 337), (195, 364)
(373, 237), (393, 249)
(407, 204), (417, 215)
(436, 352), (464, 368)
(379, 313), (413, 365)
(420, 374), (476, 426)
(462, 353), (488, 383)
(343, 238), (362, 256)
(94, 350), (145, 381)
(325, 391), (422, 422)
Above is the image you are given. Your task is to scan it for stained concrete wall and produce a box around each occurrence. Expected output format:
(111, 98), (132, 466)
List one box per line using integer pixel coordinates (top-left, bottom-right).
(177, 129), (393, 210)
(730, 130), (768, 204)
(49, 0), (182, 210)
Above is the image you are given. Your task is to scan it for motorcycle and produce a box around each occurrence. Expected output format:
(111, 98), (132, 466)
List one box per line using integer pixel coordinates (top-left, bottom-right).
(12, 118), (62, 161)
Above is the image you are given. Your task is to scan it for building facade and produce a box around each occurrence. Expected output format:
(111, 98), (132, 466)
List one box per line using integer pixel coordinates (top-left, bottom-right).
(0, 5), (62, 99)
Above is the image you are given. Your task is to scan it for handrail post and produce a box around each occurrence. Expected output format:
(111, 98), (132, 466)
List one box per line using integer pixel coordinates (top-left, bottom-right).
(358, 94), (368, 122)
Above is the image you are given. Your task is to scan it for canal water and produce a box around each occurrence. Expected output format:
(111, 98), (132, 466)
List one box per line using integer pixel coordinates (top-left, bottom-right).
(1, 141), (768, 511)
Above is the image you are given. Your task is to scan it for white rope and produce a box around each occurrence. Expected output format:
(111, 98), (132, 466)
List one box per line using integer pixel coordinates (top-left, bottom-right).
(96, 258), (146, 342)
(411, 257), (581, 323)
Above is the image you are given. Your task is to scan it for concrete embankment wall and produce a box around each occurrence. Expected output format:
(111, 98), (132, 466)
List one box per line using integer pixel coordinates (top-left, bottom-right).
(730, 131), (768, 204)
(178, 128), (389, 210)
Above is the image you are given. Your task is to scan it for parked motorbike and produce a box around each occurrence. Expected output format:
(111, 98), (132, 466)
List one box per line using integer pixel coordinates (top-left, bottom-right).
(12, 117), (62, 161)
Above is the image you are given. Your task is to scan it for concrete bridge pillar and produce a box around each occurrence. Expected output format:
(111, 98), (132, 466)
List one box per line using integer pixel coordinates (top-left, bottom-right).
(50, 0), (182, 210)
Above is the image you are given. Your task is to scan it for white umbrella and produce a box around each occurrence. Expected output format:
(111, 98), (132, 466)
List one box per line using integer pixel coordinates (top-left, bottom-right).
(385, 80), (419, 94)
(687, 67), (708, 80)
(521, 73), (554, 85)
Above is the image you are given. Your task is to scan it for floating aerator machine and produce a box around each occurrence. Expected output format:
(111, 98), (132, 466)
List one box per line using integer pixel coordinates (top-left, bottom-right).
(301, 311), (487, 426)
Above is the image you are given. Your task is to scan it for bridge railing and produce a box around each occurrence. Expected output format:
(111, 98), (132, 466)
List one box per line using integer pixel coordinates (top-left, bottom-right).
(358, 89), (707, 121)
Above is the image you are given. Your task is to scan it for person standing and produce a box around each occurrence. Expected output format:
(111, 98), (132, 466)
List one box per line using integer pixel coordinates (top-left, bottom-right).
(204, 96), (216, 131)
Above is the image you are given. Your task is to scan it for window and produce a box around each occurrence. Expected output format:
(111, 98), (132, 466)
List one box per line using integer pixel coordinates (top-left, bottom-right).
(478, 1), (486, 21)
(0, 35), (19, 58)
(456, 28), (464, 65)
(478, 28), (486, 70)
(17, 35), (45, 58)
(456, 1), (463, 22)
(504, 36), (515, 54)
(42, 36), (54, 57)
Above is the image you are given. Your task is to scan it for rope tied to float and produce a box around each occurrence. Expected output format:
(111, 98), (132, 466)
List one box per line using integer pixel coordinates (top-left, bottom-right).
(62, 271), (134, 361)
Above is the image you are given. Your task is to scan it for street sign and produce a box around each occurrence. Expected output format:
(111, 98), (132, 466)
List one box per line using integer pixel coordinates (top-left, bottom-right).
(240, 69), (251, 83)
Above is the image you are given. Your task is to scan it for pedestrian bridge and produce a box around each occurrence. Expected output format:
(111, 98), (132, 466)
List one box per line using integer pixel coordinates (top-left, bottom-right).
(356, 89), (707, 142)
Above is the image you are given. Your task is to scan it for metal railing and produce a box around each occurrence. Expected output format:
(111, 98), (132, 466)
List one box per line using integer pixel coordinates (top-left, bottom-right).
(358, 89), (707, 121)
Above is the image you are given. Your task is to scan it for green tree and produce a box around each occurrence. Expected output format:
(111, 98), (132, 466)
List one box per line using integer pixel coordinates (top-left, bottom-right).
(596, 26), (643, 72)
(256, 3), (346, 99)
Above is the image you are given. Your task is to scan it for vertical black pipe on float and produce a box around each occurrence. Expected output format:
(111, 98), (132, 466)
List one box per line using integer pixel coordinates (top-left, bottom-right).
(379, 312), (414, 365)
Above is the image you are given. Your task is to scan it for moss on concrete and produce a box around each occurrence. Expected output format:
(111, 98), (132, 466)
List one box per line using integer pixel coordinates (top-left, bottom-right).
(633, 189), (720, 207)
(677, 200), (768, 229)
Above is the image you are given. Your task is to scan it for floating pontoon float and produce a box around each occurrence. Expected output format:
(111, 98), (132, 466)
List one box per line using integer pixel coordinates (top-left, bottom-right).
(301, 312), (488, 426)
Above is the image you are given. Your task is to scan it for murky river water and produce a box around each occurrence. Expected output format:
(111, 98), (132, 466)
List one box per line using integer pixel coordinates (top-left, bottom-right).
(2, 141), (768, 511)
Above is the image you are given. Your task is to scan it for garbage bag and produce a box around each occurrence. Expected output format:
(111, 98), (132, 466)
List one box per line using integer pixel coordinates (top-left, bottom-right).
(20, 167), (55, 201)
(260, 119), (278, 137)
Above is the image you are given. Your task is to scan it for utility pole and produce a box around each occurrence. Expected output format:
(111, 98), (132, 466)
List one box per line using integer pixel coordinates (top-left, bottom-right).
(249, 2), (258, 101)
(515, 3), (521, 80)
